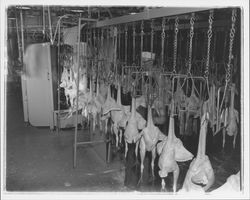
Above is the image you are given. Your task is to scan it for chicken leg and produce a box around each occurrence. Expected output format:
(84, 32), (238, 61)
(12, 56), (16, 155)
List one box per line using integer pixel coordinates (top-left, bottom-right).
(138, 137), (146, 185)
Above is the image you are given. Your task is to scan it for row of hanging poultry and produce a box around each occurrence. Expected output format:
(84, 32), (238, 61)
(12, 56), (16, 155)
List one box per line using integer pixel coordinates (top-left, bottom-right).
(59, 59), (239, 193)
(58, 8), (240, 193)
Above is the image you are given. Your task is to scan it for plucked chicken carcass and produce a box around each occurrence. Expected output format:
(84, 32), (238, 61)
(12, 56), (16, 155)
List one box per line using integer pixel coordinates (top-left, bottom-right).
(60, 67), (77, 108)
(124, 97), (144, 158)
(208, 84), (217, 131)
(135, 95), (147, 109)
(157, 106), (193, 192)
(104, 83), (146, 147)
(138, 105), (166, 184)
(110, 83), (130, 147)
(173, 78), (187, 136)
(210, 171), (240, 194)
(102, 84), (122, 145)
(135, 94), (166, 125)
(97, 81), (110, 132)
(93, 78), (106, 129)
(184, 79), (202, 135)
(159, 75), (172, 106)
(221, 84), (239, 149)
(173, 77), (186, 115)
(152, 99), (167, 125)
(102, 84), (121, 115)
(85, 78), (100, 132)
(180, 103), (214, 193)
(60, 65), (90, 119)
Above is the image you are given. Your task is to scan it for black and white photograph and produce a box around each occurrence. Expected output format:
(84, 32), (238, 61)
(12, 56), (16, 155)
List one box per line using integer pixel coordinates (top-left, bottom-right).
(0, 0), (249, 199)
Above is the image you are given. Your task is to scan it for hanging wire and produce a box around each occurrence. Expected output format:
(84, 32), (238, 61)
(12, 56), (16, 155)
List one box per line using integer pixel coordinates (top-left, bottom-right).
(150, 19), (154, 57)
(161, 17), (166, 67)
(93, 28), (96, 51)
(107, 27), (110, 62)
(125, 24), (128, 64)
(187, 13), (195, 75)
(118, 25), (121, 61)
(132, 22), (136, 64)
(140, 20), (144, 67)
(173, 17), (179, 74)
(113, 26), (118, 84)
(101, 28), (104, 58)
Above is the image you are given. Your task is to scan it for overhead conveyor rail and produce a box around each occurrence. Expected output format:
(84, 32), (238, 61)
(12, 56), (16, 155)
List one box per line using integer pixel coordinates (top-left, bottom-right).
(95, 7), (212, 27)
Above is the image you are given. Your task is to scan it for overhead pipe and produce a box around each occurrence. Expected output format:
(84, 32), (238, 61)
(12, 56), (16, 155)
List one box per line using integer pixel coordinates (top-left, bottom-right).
(20, 9), (25, 72)
(47, 6), (53, 44)
(42, 6), (45, 39)
(15, 11), (21, 63)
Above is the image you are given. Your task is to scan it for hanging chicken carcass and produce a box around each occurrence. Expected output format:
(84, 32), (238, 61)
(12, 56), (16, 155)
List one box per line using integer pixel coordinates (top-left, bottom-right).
(210, 171), (240, 194)
(157, 107), (193, 192)
(173, 77), (186, 115)
(221, 83), (239, 149)
(110, 83), (130, 147)
(60, 67), (76, 108)
(101, 84), (121, 134)
(184, 79), (202, 135)
(180, 103), (214, 193)
(138, 105), (166, 184)
(85, 77), (100, 131)
(124, 97), (144, 158)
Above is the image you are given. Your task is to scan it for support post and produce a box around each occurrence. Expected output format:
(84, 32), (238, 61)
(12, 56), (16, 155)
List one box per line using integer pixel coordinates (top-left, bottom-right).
(56, 20), (61, 134)
(73, 17), (82, 168)
(20, 9), (29, 123)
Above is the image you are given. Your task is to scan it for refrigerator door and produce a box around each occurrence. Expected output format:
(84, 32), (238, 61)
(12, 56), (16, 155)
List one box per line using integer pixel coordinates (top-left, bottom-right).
(24, 43), (54, 129)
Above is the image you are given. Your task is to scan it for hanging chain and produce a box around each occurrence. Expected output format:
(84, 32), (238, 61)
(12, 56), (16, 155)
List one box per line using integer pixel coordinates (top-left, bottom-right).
(125, 24), (128, 64)
(89, 28), (92, 46)
(93, 28), (96, 49)
(106, 27), (109, 60)
(114, 27), (118, 63)
(218, 8), (237, 115)
(161, 17), (166, 67)
(204, 10), (214, 80)
(173, 17), (179, 74)
(101, 28), (104, 59)
(226, 8), (237, 86)
(132, 22), (136, 64)
(150, 19), (154, 56)
(113, 27), (118, 84)
(87, 28), (90, 59)
(187, 13), (195, 75)
(118, 25), (121, 61)
(140, 20), (144, 67)
(97, 29), (100, 54)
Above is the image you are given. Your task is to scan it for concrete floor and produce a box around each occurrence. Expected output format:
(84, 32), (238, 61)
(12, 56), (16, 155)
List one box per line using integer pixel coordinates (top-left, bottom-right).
(5, 80), (241, 192)
(6, 81), (126, 192)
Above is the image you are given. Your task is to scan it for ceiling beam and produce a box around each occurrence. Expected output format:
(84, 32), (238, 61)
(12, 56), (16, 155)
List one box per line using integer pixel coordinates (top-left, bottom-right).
(95, 7), (214, 27)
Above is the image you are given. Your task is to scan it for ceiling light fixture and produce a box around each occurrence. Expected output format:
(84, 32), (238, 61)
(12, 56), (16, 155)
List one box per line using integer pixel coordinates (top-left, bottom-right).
(71, 9), (84, 13)
(16, 6), (31, 10)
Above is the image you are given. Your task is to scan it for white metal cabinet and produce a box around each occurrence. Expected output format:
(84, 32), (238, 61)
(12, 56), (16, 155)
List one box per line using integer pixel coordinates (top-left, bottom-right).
(24, 43), (55, 129)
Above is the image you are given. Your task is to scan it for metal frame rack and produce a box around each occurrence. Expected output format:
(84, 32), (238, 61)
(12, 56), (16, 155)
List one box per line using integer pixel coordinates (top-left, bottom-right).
(63, 7), (241, 176)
